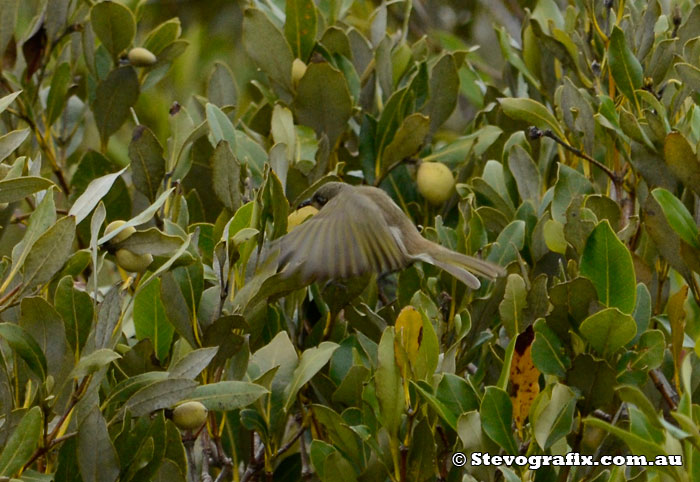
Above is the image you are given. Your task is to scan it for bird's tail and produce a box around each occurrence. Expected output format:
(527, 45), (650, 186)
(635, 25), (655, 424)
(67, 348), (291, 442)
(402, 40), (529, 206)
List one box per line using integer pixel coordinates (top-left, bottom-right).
(426, 245), (506, 289)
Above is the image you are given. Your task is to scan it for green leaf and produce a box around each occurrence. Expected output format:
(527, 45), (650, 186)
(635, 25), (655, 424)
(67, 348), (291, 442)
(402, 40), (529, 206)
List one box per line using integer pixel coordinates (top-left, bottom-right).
(579, 308), (637, 356)
(77, 406), (120, 482)
(68, 167), (127, 224)
(651, 187), (700, 249)
(630, 330), (665, 371)
(380, 113), (430, 174)
(54, 275), (93, 358)
(552, 164), (593, 223)
(283, 342), (338, 412)
(507, 144), (540, 202)
(0, 323), (47, 380)
(293, 62), (353, 146)
(205, 103), (237, 149)
(480, 386), (518, 454)
(125, 378), (197, 417)
(22, 216), (76, 291)
(207, 62), (237, 107)
(159, 271), (197, 348)
(412, 380), (457, 431)
(169, 347), (218, 379)
(0, 175), (55, 203)
(567, 354), (616, 414)
(424, 54), (459, 133)
(375, 327), (404, 437)
(531, 318), (570, 378)
(102, 372), (169, 408)
(584, 418), (682, 480)
(143, 18), (181, 55)
(0, 406), (42, 477)
(0, 128), (30, 162)
(663, 132), (700, 197)
(242, 8), (294, 92)
(543, 219), (567, 254)
(92, 67), (140, 147)
(486, 220), (525, 266)
(0, 91), (21, 116)
(46, 62), (71, 126)
(134, 278), (174, 362)
(90, 0), (135, 60)
(189, 381), (268, 411)
(210, 140), (243, 212)
(284, 0), (317, 60)
(499, 274), (527, 337)
(531, 383), (577, 450)
(435, 373), (479, 418)
(72, 349), (121, 379)
(608, 26), (642, 106)
(129, 125), (166, 202)
(94, 287), (123, 350)
(579, 220), (636, 314)
(499, 97), (565, 139)
(19, 296), (68, 383)
(112, 228), (183, 256)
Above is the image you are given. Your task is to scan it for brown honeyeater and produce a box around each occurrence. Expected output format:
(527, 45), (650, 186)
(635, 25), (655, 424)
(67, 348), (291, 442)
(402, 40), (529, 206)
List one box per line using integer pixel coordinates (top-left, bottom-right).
(269, 182), (505, 289)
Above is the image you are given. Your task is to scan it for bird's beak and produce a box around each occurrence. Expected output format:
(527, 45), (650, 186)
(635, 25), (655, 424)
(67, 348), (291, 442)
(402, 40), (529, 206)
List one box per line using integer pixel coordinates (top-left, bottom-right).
(298, 199), (312, 208)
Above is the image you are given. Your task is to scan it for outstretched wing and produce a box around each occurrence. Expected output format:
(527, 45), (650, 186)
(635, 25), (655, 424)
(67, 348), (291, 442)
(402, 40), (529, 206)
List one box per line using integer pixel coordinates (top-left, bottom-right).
(273, 189), (409, 281)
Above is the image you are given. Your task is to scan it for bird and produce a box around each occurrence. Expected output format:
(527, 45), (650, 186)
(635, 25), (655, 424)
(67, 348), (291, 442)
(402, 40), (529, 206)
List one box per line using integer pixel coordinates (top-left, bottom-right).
(268, 182), (506, 289)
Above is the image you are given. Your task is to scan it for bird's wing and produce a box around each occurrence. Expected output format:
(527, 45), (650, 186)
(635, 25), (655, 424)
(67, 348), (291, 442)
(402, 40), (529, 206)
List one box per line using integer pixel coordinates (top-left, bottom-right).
(274, 189), (408, 281)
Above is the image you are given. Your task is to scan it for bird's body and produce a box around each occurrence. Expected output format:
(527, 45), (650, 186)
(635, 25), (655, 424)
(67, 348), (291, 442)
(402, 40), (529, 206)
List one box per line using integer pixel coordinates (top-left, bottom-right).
(270, 182), (505, 289)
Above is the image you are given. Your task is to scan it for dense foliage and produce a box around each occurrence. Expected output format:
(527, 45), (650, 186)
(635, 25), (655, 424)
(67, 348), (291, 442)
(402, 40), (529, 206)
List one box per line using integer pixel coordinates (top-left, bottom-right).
(0, 0), (699, 481)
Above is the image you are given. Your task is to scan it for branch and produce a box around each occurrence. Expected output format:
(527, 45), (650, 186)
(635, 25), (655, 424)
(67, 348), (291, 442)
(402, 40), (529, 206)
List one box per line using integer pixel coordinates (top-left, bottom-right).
(527, 127), (621, 185)
(649, 368), (678, 410)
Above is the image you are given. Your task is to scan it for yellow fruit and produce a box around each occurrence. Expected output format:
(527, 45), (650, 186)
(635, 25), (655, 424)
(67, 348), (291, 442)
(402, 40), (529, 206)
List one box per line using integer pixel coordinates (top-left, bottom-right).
(416, 162), (455, 205)
(115, 249), (153, 273)
(287, 205), (318, 232)
(172, 401), (208, 430)
(127, 47), (157, 66)
(104, 220), (136, 244)
(291, 58), (307, 88)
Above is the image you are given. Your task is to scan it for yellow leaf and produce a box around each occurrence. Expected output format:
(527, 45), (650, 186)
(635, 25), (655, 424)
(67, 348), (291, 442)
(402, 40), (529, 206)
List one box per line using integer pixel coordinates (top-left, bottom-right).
(394, 306), (423, 377)
(510, 325), (540, 432)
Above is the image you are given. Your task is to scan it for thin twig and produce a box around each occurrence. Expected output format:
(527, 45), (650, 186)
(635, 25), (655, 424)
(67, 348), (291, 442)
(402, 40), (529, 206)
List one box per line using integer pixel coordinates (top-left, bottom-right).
(240, 425), (306, 482)
(649, 369), (679, 410)
(22, 376), (91, 471)
(528, 127), (621, 184)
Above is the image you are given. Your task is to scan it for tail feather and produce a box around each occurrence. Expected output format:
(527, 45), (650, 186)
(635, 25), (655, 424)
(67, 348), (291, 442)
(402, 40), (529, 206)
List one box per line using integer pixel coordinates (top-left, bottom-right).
(428, 244), (506, 281)
(429, 258), (481, 289)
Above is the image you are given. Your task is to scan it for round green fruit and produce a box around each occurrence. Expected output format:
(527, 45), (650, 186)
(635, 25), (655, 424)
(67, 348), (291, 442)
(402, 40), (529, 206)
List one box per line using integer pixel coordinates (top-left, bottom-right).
(104, 220), (135, 244)
(172, 401), (208, 431)
(115, 249), (153, 273)
(127, 47), (157, 66)
(416, 161), (455, 206)
(292, 58), (307, 88)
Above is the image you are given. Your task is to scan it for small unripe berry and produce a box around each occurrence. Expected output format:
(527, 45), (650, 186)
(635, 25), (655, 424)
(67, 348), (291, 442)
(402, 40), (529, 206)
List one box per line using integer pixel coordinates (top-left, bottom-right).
(416, 162), (455, 206)
(127, 47), (157, 66)
(104, 220), (136, 244)
(291, 59), (307, 88)
(115, 249), (153, 272)
(172, 401), (208, 431)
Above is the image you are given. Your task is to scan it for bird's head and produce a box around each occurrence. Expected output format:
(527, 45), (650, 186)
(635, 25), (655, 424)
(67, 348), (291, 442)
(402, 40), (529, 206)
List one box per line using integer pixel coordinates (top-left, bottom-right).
(305, 182), (347, 210)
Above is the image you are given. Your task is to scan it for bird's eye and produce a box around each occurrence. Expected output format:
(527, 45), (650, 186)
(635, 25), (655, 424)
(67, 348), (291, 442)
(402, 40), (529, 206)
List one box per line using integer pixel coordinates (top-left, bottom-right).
(315, 195), (327, 205)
